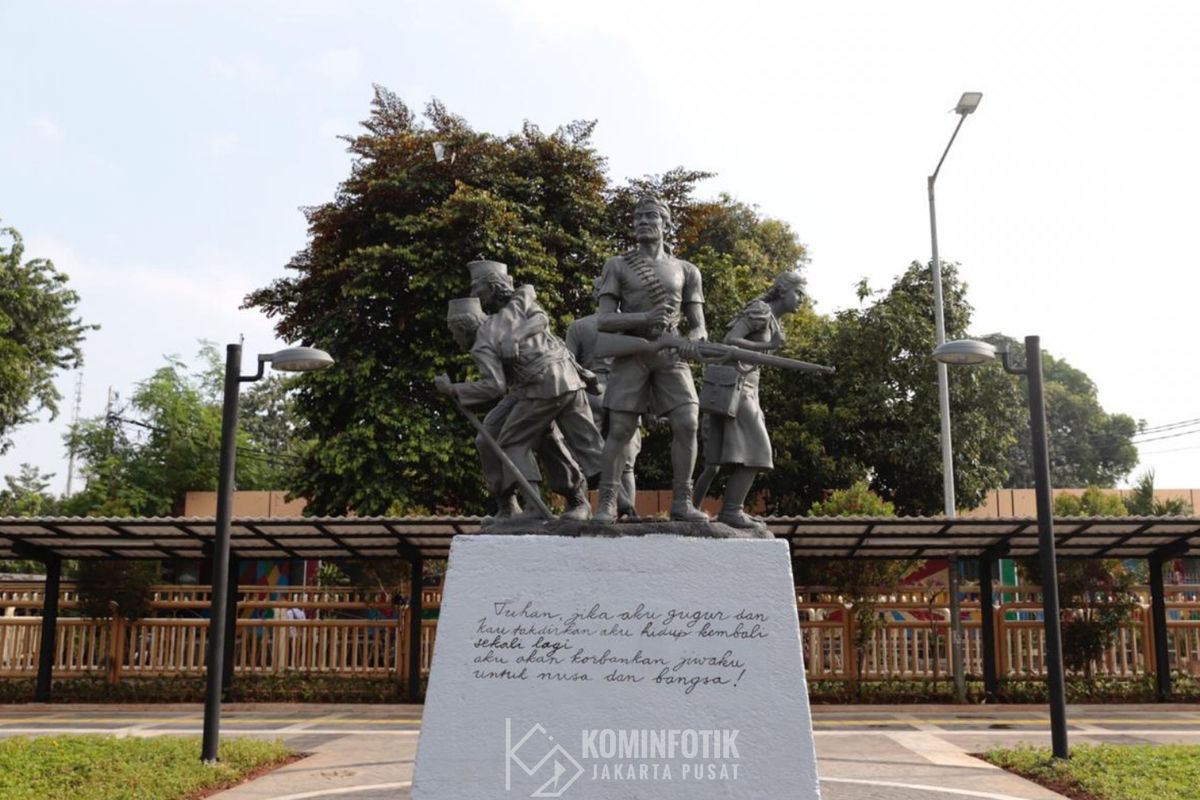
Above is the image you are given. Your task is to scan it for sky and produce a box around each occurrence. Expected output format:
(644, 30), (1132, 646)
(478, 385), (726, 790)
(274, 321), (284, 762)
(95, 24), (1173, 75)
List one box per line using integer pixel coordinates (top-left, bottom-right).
(2, 0), (1199, 495)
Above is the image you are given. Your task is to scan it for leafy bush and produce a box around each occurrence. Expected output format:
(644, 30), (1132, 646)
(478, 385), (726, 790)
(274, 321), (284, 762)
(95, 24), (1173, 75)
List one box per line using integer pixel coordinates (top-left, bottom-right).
(74, 561), (160, 621)
(0, 673), (411, 704)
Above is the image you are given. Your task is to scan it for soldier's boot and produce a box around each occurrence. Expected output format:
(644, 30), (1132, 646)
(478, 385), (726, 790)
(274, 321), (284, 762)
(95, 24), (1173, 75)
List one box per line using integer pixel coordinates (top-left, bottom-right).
(618, 466), (638, 519)
(561, 482), (592, 522)
(716, 506), (762, 529)
(593, 482), (620, 524)
(482, 491), (522, 525)
(670, 481), (710, 522)
(498, 492), (521, 518)
(715, 467), (759, 529)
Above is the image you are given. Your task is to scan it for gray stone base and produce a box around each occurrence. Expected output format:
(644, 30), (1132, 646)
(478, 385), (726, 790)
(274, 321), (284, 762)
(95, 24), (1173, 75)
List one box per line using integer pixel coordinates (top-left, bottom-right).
(481, 516), (772, 539)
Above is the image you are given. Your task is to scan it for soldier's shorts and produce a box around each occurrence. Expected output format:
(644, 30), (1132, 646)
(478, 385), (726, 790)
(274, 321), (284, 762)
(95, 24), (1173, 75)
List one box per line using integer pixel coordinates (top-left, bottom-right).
(602, 350), (698, 416)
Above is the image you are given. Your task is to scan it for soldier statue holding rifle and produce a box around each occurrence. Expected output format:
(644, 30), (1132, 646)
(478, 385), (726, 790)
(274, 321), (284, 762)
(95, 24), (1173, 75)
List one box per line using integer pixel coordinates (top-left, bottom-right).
(593, 195), (709, 523)
(433, 203), (832, 532)
(693, 270), (807, 529)
(592, 197), (833, 528)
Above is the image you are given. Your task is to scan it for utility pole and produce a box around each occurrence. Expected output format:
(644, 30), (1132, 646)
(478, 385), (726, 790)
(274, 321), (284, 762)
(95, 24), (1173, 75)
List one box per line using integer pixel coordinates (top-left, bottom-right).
(64, 373), (84, 496)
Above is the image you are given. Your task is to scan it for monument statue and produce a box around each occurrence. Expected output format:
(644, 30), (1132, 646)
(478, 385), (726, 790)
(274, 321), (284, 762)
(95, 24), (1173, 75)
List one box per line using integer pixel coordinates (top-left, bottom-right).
(693, 270), (806, 528)
(565, 278), (640, 519)
(434, 262), (603, 522)
(592, 196), (709, 523)
(417, 201), (826, 800)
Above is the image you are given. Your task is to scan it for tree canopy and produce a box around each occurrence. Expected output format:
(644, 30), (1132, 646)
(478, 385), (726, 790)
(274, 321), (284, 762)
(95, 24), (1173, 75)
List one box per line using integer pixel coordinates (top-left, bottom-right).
(757, 263), (1026, 515)
(999, 338), (1140, 489)
(0, 222), (95, 452)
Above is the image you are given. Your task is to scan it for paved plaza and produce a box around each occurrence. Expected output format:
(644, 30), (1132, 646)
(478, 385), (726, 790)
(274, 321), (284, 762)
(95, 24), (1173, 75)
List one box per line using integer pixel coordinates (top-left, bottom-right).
(3, 703), (1200, 798)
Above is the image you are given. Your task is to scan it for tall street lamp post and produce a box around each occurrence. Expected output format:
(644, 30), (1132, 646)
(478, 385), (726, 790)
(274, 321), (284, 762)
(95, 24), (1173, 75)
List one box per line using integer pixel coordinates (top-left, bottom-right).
(928, 91), (983, 704)
(934, 336), (1070, 760)
(201, 343), (334, 764)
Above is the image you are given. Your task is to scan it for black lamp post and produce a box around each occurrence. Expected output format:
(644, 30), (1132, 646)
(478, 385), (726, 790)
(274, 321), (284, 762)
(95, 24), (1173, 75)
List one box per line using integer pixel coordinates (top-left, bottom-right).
(933, 335), (1069, 760)
(201, 343), (333, 764)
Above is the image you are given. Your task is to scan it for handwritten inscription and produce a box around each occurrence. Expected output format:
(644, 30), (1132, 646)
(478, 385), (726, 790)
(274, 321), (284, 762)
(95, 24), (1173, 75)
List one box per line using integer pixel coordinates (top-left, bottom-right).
(469, 601), (767, 694)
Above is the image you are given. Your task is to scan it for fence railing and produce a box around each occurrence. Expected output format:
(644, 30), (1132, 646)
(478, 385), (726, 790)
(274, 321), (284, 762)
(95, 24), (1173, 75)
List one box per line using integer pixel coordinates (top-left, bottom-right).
(2, 582), (1199, 683)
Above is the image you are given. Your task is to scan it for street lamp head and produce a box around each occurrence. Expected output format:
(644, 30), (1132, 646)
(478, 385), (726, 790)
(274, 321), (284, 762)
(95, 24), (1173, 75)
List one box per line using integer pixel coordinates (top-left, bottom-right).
(261, 346), (335, 372)
(933, 339), (996, 366)
(955, 92), (983, 115)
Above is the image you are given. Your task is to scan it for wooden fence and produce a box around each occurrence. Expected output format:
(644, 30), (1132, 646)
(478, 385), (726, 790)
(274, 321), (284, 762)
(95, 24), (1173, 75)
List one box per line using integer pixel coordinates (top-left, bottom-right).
(2, 582), (1199, 684)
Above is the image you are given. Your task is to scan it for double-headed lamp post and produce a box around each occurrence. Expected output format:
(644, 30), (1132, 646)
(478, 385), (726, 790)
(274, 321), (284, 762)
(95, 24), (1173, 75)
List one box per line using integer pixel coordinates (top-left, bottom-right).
(929, 91), (982, 704)
(201, 343), (334, 764)
(933, 336), (1069, 760)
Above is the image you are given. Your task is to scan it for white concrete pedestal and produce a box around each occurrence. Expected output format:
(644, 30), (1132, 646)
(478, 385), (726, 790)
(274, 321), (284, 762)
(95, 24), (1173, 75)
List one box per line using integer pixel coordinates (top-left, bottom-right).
(413, 535), (820, 799)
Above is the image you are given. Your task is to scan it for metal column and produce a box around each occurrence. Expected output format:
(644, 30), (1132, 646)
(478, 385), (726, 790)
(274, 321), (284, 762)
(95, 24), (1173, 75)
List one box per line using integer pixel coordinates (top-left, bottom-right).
(222, 555), (240, 699)
(35, 552), (62, 702)
(1024, 337), (1069, 759)
(201, 343), (244, 763)
(978, 553), (998, 700)
(408, 555), (425, 703)
(1150, 555), (1171, 701)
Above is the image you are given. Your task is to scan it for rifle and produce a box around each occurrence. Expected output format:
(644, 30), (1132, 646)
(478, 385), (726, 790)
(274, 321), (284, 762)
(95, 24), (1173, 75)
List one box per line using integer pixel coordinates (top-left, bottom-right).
(593, 332), (835, 375)
(440, 390), (554, 521)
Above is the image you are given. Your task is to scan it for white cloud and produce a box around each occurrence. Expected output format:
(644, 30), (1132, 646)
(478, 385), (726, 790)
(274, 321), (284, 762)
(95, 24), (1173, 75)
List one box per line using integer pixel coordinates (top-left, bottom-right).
(26, 235), (260, 326)
(209, 132), (239, 156)
(207, 57), (275, 89)
(317, 117), (353, 143)
(25, 236), (89, 281)
(30, 115), (64, 143)
(312, 46), (363, 82)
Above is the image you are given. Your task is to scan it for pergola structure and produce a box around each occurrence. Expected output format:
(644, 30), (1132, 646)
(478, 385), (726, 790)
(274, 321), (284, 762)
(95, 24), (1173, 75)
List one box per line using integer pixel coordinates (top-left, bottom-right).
(3, 514), (1197, 708)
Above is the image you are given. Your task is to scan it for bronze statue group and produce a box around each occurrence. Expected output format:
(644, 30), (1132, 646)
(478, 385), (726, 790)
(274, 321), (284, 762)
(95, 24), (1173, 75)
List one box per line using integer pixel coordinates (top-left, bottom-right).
(434, 196), (831, 531)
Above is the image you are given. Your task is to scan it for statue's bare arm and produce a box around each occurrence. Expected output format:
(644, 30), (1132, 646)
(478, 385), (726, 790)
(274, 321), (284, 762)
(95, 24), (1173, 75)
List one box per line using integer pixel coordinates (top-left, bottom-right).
(684, 301), (707, 342)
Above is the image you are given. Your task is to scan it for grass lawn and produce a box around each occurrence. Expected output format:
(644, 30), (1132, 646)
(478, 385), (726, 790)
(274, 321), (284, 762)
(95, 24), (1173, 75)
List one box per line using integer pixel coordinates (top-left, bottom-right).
(0, 735), (293, 800)
(984, 743), (1200, 800)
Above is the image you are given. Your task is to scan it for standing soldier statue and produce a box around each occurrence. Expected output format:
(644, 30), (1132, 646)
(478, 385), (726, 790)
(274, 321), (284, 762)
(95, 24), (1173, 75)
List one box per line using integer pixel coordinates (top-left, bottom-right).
(693, 270), (806, 528)
(566, 278), (641, 519)
(593, 196), (709, 523)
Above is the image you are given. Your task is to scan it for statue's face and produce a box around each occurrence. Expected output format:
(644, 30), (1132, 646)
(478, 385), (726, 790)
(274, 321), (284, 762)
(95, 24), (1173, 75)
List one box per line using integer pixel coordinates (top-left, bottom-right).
(451, 322), (478, 350)
(634, 207), (665, 244)
(781, 286), (802, 313)
(472, 278), (513, 313)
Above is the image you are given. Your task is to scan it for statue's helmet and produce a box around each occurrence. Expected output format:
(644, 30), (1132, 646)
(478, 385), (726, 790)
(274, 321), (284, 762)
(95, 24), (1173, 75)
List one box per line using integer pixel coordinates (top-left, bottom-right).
(446, 296), (486, 324)
(467, 260), (510, 293)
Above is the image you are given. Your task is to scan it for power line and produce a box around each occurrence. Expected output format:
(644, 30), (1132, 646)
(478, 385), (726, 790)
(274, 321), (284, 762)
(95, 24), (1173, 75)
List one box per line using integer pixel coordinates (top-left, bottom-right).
(1138, 444), (1200, 456)
(1128, 429), (1200, 448)
(1136, 416), (1200, 435)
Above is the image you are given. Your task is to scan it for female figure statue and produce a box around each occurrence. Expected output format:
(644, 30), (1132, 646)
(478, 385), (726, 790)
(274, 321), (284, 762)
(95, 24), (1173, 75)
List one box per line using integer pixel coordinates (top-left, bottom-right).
(694, 270), (805, 528)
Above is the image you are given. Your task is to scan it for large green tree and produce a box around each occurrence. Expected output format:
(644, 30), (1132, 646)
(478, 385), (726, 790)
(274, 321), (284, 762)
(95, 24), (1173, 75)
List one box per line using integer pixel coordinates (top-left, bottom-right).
(0, 223), (95, 452)
(758, 263), (1026, 515)
(999, 338), (1139, 489)
(246, 90), (613, 514)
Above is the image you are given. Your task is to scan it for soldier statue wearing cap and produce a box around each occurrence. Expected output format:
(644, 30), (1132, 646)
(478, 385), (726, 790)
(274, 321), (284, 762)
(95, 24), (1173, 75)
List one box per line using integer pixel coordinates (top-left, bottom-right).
(435, 262), (603, 522)
(593, 196), (709, 523)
